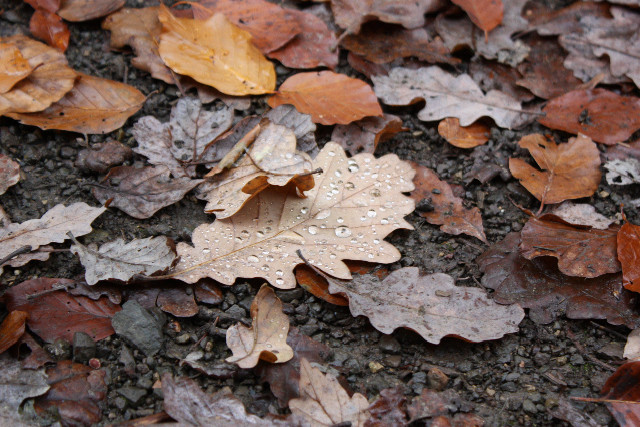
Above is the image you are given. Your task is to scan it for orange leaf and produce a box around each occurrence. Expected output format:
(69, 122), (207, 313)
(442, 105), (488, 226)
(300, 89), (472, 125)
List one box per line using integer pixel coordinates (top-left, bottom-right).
(437, 118), (490, 149)
(452, 0), (503, 36)
(508, 133), (601, 205)
(618, 221), (640, 293)
(295, 265), (350, 306)
(57, 0), (124, 22)
(0, 311), (28, 354)
(268, 71), (382, 125)
(29, 9), (69, 52)
(0, 42), (33, 94)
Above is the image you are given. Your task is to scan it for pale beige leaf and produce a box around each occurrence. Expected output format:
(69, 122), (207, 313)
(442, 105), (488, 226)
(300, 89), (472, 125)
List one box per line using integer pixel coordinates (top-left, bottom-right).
(289, 358), (370, 427)
(0, 154), (20, 196)
(0, 42), (33, 94)
(173, 142), (415, 288)
(226, 285), (293, 369)
(624, 329), (640, 360)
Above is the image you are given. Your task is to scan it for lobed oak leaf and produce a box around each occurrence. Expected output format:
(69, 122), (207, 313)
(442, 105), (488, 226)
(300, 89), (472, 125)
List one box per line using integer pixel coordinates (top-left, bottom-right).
(451, 0), (503, 37)
(57, 0), (124, 21)
(520, 214), (621, 278)
(410, 161), (487, 242)
(437, 117), (490, 149)
(157, 6), (276, 96)
(0, 311), (28, 354)
(332, 114), (405, 155)
(508, 133), (601, 205)
(0, 154), (20, 195)
(226, 285), (293, 369)
(172, 142), (415, 288)
(0, 42), (33, 93)
(29, 9), (69, 52)
(268, 71), (382, 125)
(0, 354), (50, 425)
(289, 358), (370, 427)
(618, 221), (640, 293)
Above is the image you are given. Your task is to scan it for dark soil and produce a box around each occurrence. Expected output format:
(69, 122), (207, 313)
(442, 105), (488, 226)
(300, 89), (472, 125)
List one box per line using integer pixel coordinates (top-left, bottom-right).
(1, 0), (639, 425)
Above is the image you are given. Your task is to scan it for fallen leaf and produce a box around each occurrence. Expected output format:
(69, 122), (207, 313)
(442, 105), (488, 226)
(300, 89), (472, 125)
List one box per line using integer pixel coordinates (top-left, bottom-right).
(268, 71), (382, 125)
(347, 52), (392, 79)
(6, 73), (146, 134)
(158, 6), (276, 95)
(23, 0), (60, 14)
(71, 236), (177, 285)
(57, 0), (124, 21)
(410, 162), (487, 242)
(35, 361), (107, 426)
(0, 311), (28, 354)
(16, 332), (53, 369)
(325, 266), (523, 344)
(477, 232), (640, 327)
(91, 165), (202, 219)
(372, 66), (532, 129)
(0, 42), (33, 93)
(437, 118), (490, 149)
(605, 158), (640, 186)
(76, 140), (133, 174)
(0, 35), (75, 115)
(618, 221), (640, 293)
(29, 9), (69, 52)
(508, 133), (601, 205)
(366, 387), (408, 426)
(3, 278), (121, 342)
(263, 105), (318, 157)
(469, 60), (534, 103)
(600, 361), (640, 426)
(551, 202), (615, 230)
(451, 0), (503, 36)
(295, 264), (365, 306)
(549, 397), (601, 427)
(539, 89), (640, 145)
(520, 214), (621, 278)
(172, 142), (415, 288)
(332, 114), (405, 155)
(125, 280), (222, 318)
(0, 154), (20, 195)
(132, 96), (234, 178)
(226, 285), (293, 369)
(256, 327), (331, 407)
(528, 1), (610, 37)
(408, 388), (483, 424)
(0, 353), (49, 425)
(624, 329), (640, 361)
(289, 358), (370, 427)
(102, 7), (174, 84)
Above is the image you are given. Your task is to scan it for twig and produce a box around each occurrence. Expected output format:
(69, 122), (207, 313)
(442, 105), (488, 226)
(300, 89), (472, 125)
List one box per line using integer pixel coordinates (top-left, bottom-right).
(0, 245), (32, 266)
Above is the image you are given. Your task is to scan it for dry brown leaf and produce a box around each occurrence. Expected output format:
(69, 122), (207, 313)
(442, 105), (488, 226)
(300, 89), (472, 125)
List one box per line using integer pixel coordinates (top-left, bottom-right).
(172, 142), (415, 288)
(618, 221), (640, 293)
(157, 6), (275, 96)
(226, 285), (293, 369)
(332, 114), (405, 155)
(410, 161), (487, 242)
(76, 140), (133, 174)
(520, 214), (621, 278)
(600, 361), (640, 427)
(57, 0), (123, 21)
(268, 71), (382, 125)
(451, 0), (503, 36)
(509, 134), (601, 205)
(289, 358), (370, 427)
(0, 42), (33, 93)
(29, 9), (70, 52)
(6, 73), (145, 134)
(0, 154), (20, 196)
(102, 7), (174, 84)
(0, 35), (75, 115)
(196, 121), (314, 218)
(437, 118), (490, 149)
(0, 311), (28, 354)
(23, 0), (60, 14)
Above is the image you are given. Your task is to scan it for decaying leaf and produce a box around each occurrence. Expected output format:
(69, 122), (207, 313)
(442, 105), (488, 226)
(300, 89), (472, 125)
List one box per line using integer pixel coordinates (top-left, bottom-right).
(520, 214), (620, 278)
(410, 162), (487, 242)
(605, 158), (640, 186)
(226, 285), (293, 369)
(551, 202), (615, 230)
(91, 166), (202, 219)
(528, 1), (610, 37)
(331, 114), (405, 155)
(289, 358), (370, 427)
(71, 236), (177, 285)
(477, 232), (640, 327)
(158, 6), (276, 95)
(469, 59), (534, 103)
(618, 221), (640, 293)
(451, 0), (503, 36)
(29, 9), (69, 52)
(366, 387), (409, 426)
(408, 388), (483, 425)
(0, 42), (33, 94)
(0, 353), (49, 425)
(0, 311), (28, 354)
(172, 142), (415, 288)
(125, 280), (222, 318)
(0, 35), (75, 115)
(76, 140), (133, 174)
(508, 134), (601, 205)
(0, 154), (20, 195)
(16, 332), (53, 370)
(539, 89), (640, 145)
(268, 71), (382, 125)
(373, 66), (532, 129)
(3, 278), (121, 342)
(550, 397), (601, 427)
(437, 118), (490, 149)
(57, 0), (124, 21)
(23, 0), (60, 14)
(600, 361), (640, 426)
(6, 73), (145, 134)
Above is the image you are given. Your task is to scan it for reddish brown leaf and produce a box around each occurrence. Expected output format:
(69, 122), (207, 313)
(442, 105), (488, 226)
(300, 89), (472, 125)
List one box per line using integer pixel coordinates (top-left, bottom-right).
(508, 134), (601, 205)
(520, 214), (621, 278)
(477, 232), (640, 328)
(57, 0), (124, 21)
(295, 265), (350, 306)
(29, 10), (69, 52)
(539, 89), (640, 145)
(17, 332), (53, 369)
(332, 114), (405, 155)
(618, 221), (640, 293)
(2, 278), (121, 342)
(410, 161), (487, 242)
(0, 154), (20, 195)
(124, 280), (222, 318)
(452, 0), (503, 36)
(0, 311), (28, 354)
(268, 71), (382, 125)
(437, 118), (490, 149)
(76, 140), (132, 174)
(0, 42), (33, 94)
(347, 52), (392, 78)
(365, 387), (408, 427)
(24, 0), (60, 13)
(601, 361), (640, 426)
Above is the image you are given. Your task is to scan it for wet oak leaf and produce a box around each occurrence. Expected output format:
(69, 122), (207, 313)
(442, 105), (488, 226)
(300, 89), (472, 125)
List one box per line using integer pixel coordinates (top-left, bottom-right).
(0, 42), (33, 93)
(618, 221), (640, 293)
(437, 118), (490, 149)
(57, 0), (124, 21)
(226, 285), (293, 369)
(71, 236), (177, 285)
(0, 354), (49, 425)
(0, 311), (28, 354)
(520, 214), (621, 278)
(410, 162), (487, 242)
(157, 5), (276, 95)
(268, 71), (382, 125)
(508, 133), (601, 205)
(331, 114), (404, 155)
(0, 154), (20, 195)
(6, 73), (145, 134)
(29, 9), (69, 52)
(172, 142), (415, 288)
(91, 165), (202, 220)
(373, 66), (532, 129)
(289, 358), (370, 427)
(451, 0), (503, 36)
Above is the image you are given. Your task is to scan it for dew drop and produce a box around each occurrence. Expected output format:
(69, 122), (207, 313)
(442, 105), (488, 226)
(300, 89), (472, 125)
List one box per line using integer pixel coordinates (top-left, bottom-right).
(248, 255), (259, 263)
(335, 226), (352, 238)
(301, 207), (309, 214)
(256, 231), (265, 238)
(371, 189), (381, 197)
(275, 278), (284, 285)
(328, 151), (336, 156)
(329, 253), (337, 259)
(334, 170), (342, 177)
(262, 264), (270, 271)
(345, 182), (355, 190)
(202, 248), (210, 254)
(337, 217), (344, 223)
(367, 209), (377, 218)
(373, 239), (380, 244)
(368, 253), (374, 259)
(235, 237), (243, 243)
(315, 209), (331, 220)
(240, 230), (250, 238)
(308, 225), (318, 235)
(381, 218), (389, 225)
(348, 163), (359, 173)
(276, 270), (284, 277)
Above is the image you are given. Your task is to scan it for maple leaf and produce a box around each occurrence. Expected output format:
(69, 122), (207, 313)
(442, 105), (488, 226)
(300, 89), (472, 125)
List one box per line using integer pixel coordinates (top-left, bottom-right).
(0, 42), (33, 93)
(437, 118), (490, 149)
(172, 142), (415, 289)
(289, 358), (370, 427)
(372, 66), (534, 129)
(508, 133), (601, 206)
(331, 114), (405, 155)
(618, 221), (640, 293)
(0, 311), (27, 354)
(0, 154), (20, 195)
(0, 354), (50, 425)
(157, 5), (276, 96)
(57, 0), (123, 21)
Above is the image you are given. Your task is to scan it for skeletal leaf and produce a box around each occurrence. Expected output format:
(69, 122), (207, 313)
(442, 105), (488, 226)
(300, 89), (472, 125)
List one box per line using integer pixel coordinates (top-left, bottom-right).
(173, 142), (415, 288)
(0, 42), (33, 93)
(438, 118), (490, 149)
(71, 236), (177, 285)
(618, 221), (640, 293)
(0, 154), (20, 195)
